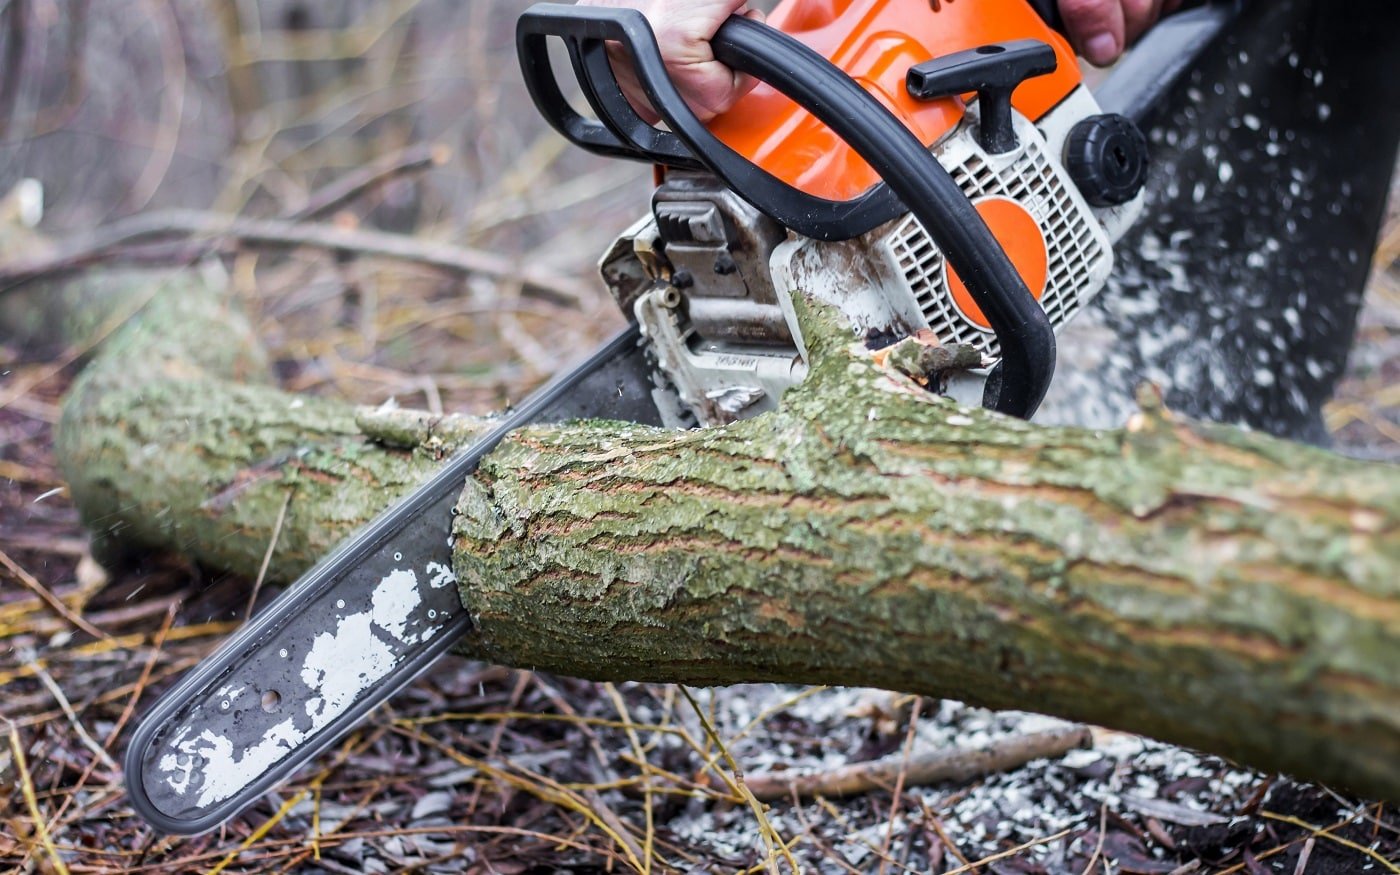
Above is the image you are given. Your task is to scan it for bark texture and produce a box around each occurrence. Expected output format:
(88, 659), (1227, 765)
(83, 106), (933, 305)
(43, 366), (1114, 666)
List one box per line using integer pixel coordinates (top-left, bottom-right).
(50, 274), (1400, 801)
(54, 271), (447, 577)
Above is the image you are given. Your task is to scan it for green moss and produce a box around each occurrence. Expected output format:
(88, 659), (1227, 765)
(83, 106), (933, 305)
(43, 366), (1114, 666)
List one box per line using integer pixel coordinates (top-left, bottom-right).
(451, 296), (1400, 801)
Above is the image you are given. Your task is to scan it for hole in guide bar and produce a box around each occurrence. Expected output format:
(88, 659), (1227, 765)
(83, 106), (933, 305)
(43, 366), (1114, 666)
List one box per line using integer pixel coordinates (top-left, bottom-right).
(261, 690), (281, 713)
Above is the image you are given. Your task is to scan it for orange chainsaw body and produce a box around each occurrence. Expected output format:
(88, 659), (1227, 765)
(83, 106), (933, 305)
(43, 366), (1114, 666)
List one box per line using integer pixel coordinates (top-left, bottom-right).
(707, 0), (1082, 201)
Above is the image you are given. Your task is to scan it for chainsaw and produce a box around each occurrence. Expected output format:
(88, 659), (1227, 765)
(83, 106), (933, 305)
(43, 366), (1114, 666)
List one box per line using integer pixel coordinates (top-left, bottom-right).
(126, 0), (1242, 833)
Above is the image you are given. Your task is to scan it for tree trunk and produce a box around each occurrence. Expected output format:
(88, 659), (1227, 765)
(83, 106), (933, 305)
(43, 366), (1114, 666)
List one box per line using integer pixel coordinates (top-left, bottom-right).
(52, 273), (1400, 802)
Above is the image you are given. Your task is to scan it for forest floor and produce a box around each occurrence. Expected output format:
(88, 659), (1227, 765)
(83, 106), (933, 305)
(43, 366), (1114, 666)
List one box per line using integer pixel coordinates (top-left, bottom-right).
(1, 176), (1398, 875)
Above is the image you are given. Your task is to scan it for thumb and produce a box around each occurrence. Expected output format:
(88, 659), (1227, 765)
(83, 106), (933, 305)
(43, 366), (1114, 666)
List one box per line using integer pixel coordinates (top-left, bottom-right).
(1057, 0), (1126, 66)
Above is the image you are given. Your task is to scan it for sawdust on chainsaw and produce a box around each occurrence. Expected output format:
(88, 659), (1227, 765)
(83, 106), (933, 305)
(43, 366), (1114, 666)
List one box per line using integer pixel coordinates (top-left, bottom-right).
(2, 2), (1399, 871)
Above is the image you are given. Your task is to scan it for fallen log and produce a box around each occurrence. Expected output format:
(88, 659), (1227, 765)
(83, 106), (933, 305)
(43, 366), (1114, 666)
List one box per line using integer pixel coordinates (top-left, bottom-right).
(51, 272), (1400, 801)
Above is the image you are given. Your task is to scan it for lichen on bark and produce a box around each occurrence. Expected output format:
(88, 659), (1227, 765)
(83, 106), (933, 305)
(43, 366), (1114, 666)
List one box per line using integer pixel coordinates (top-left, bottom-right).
(451, 294), (1400, 801)
(55, 272), (444, 579)
(45, 270), (1400, 801)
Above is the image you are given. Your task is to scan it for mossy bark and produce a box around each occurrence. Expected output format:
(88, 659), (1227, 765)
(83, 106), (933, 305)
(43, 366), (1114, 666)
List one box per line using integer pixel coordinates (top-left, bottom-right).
(52, 275), (1400, 801)
(55, 273), (446, 578)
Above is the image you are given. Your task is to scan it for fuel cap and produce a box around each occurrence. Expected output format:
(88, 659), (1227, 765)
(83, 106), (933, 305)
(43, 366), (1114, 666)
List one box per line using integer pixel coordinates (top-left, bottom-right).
(1065, 113), (1149, 207)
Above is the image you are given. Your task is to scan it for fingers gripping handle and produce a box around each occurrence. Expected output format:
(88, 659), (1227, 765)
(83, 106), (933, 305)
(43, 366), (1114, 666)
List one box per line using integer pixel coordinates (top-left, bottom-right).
(517, 3), (1055, 417)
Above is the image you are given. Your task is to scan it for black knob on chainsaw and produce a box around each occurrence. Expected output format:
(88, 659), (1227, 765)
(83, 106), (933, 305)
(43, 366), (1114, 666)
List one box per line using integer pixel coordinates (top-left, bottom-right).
(1064, 113), (1149, 206)
(906, 39), (1057, 154)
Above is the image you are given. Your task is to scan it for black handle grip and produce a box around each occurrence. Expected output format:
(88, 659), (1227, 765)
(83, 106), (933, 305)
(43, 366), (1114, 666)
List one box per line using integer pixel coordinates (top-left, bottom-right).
(516, 4), (1056, 418)
(907, 39), (1059, 153)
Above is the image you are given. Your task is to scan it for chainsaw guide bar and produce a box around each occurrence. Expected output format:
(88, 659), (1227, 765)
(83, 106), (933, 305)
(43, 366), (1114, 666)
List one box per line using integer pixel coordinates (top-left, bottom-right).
(124, 327), (661, 834)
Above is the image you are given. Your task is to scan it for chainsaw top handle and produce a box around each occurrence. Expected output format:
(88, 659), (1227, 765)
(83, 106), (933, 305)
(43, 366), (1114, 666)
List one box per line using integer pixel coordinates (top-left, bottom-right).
(516, 3), (1056, 419)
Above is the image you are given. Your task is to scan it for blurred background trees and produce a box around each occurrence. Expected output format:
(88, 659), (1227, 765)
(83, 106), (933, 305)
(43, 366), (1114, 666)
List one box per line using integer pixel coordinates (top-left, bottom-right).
(0, 0), (657, 416)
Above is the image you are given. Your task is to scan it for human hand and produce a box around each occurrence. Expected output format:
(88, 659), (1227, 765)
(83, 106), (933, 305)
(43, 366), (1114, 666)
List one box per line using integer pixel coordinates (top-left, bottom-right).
(577, 0), (764, 123)
(1058, 0), (1182, 66)
(575, 0), (1178, 124)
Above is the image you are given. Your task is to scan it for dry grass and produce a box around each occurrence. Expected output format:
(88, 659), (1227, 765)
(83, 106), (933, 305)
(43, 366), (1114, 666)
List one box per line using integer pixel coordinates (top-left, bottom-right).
(1, 200), (1395, 873)
(1, 2), (1398, 872)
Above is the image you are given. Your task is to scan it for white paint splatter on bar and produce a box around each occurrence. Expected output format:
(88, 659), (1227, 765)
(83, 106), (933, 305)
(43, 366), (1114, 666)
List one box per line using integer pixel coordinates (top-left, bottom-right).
(159, 561), (455, 807)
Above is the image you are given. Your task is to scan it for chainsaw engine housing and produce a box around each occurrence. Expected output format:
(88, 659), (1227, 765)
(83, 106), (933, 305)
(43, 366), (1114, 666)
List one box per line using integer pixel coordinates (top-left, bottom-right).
(603, 86), (1145, 427)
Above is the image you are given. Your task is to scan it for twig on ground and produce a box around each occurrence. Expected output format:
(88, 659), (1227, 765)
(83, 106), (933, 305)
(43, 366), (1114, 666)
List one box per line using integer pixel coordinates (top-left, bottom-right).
(30, 605), (180, 840)
(916, 798), (972, 868)
(104, 604), (177, 747)
(397, 725), (647, 874)
(1080, 802), (1110, 875)
(1212, 808), (1372, 875)
(603, 683), (657, 875)
(6, 720), (72, 875)
(680, 686), (799, 875)
(246, 489), (294, 620)
(0, 458), (63, 487)
(744, 725), (1092, 802)
(939, 828), (1074, 875)
(1292, 836), (1315, 875)
(22, 651), (118, 772)
(1259, 810), (1400, 874)
(205, 788), (311, 875)
(0, 547), (108, 641)
(877, 697), (923, 875)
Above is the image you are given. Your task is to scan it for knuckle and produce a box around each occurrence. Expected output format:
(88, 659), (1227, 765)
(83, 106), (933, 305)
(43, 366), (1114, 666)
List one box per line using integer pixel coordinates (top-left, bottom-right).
(1057, 0), (1107, 19)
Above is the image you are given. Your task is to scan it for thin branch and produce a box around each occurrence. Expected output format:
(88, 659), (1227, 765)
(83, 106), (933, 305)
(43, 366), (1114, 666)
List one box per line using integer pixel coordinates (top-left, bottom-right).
(0, 0), (26, 141)
(121, 0), (186, 212)
(21, 653), (119, 772)
(288, 142), (448, 221)
(247, 489), (294, 620)
(743, 726), (1092, 802)
(0, 207), (590, 306)
(6, 721), (71, 875)
(0, 547), (108, 641)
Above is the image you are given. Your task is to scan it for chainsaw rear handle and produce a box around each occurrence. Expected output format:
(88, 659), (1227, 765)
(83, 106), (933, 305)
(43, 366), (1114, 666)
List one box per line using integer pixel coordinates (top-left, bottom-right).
(516, 4), (1056, 418)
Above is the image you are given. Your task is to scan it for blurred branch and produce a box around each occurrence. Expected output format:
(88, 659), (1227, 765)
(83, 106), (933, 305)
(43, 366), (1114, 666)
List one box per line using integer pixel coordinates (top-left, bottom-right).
(32, 0), (88, 135)
(230, 0), (423, 64)
(0, 0), (26, 141)
(0, 208), (590, 306)
(121, 0), (187, 212)
(212, 0), (261, 139)
(288, 142), (447, 221)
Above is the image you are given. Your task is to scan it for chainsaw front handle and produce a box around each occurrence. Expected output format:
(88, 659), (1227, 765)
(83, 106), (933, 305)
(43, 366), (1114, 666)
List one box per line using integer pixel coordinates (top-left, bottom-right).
(517, 3), (1055, 418)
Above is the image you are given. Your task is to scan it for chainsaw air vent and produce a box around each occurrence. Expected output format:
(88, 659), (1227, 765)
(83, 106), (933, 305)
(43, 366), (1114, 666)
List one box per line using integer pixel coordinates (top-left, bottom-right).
(884, 134), (1111, 359)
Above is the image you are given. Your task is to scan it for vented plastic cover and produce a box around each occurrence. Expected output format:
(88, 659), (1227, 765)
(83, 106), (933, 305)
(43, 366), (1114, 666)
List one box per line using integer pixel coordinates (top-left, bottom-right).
(882, 127), (1113, 358)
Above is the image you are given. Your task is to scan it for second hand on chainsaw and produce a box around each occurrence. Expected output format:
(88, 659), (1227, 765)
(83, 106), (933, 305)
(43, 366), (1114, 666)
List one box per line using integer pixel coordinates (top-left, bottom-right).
(580, 0), (1180, 117)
